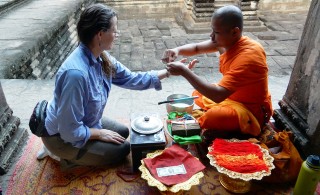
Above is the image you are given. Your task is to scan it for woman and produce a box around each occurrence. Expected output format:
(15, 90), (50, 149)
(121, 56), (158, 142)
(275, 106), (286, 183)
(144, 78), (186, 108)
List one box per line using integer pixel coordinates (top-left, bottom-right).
(38, 4), (170, 169)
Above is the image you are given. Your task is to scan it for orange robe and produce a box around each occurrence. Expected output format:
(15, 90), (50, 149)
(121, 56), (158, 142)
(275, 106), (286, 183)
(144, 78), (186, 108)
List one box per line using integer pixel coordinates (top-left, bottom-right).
(194, 36), (273, 136)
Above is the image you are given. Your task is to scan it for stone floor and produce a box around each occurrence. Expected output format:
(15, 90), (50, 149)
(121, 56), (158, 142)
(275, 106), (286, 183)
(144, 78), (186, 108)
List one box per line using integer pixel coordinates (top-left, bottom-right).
(0, 0), (311, 194)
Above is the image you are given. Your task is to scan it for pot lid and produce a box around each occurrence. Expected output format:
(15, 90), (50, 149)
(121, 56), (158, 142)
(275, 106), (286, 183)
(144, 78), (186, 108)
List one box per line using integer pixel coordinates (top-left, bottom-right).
(131, 115), (163, 134)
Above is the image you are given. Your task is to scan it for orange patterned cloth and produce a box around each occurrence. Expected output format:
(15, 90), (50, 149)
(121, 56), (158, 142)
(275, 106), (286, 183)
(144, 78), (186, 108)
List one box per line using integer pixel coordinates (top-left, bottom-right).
(209, 139), (269, 173)
(6, 135), (290, 194)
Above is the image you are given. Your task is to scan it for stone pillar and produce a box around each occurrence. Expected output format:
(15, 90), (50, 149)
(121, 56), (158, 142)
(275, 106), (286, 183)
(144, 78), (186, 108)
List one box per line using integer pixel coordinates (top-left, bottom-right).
(0, 82), (28, 174)
(273, 0), (320, 157)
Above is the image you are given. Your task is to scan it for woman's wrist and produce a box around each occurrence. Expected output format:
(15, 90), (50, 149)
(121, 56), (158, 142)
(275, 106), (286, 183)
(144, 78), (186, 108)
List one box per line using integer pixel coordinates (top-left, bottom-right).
(158, 69), (170, 80)
(89, 128), (101, 140)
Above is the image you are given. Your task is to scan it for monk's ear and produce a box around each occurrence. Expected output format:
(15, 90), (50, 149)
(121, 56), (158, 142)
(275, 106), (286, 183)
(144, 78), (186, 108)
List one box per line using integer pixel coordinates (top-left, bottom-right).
(232, 27), (241, 37)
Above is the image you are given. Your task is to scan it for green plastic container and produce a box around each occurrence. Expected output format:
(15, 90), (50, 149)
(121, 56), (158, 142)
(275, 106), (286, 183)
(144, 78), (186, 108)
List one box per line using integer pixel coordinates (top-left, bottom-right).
(293, 155), (320, 195)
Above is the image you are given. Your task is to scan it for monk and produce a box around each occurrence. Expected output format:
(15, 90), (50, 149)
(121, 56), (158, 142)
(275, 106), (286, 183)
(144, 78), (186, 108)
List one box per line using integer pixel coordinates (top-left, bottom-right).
(163, 5), (272, 137)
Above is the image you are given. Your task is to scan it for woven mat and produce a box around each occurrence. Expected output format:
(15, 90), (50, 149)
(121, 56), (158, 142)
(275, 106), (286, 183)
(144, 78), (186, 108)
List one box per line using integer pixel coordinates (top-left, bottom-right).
(6, 135), (293, 195)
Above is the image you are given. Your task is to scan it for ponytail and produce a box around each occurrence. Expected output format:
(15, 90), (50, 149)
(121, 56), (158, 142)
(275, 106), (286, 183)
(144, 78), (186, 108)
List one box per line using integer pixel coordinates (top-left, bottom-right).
(100, 52), (115, 77)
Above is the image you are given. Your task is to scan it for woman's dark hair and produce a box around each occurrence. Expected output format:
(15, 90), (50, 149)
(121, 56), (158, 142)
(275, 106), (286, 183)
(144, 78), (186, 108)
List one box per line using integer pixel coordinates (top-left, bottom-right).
(77, 4), (116, 76)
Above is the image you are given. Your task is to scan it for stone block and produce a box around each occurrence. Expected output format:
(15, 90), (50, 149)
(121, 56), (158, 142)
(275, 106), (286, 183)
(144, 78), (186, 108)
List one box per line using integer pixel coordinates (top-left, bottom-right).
(160, 30), (171, 36)
(143, 41), (154, 50)
(264, 48), (280, 56)
(119, 53), (131, 66)
(130, 60), (143, 71)
(142, 58), (159, 71)
(275, 48), (297, 56)
(271, 56), (296, 69)
(156, 23), (170, 30)
(120, 34), (133, 43)
(266, 57), (286, 76)
(170, 28), (187, 37)
(163, 39), (178, 49)
(194, 56), (215, 68)
(119, 43), (132, 54)
(155, 50), (165, 60)
(175, 39), (188, 47)
(129, 26), (142, 37)
(154, 41), (166, 50)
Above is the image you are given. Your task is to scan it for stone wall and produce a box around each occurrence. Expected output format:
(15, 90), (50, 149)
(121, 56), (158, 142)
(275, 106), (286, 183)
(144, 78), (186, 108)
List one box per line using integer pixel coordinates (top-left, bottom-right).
(97, 0), (182, 19)
(6, 0), (94, 79)
(259, 0), (312, 11)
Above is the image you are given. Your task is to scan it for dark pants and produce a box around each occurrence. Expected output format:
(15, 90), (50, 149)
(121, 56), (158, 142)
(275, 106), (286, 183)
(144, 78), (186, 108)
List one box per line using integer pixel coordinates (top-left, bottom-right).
(42, 117), (130, 167)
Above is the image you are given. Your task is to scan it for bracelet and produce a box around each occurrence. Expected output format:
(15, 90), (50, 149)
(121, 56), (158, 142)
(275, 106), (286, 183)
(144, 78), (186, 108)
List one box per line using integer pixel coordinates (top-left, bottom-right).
(166, 70), (170, 78)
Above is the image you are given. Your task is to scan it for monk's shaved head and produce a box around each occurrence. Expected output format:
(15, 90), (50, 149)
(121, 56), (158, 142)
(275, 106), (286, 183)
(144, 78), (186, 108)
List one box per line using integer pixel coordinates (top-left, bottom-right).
(212, 5), (243, 31)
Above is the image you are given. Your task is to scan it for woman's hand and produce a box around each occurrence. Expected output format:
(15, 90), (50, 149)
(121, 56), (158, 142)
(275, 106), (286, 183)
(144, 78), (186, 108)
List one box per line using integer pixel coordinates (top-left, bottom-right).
(90, 128), (125, 144)
(166, 58), (199, 76)
(99, 129), (125, 144)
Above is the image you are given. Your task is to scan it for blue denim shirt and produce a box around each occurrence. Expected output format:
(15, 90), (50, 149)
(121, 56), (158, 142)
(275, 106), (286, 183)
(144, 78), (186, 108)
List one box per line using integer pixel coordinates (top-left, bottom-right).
(45, 43), (162, 148)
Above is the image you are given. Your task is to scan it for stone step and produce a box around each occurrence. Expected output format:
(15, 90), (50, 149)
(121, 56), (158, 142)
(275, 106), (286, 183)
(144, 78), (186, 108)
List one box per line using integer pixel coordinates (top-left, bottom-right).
(214, 0), (234, 4)
(241, 5), (258, 11)
(243, 15), (260, 21)
(192, 11), (213, 18)
(242, 10), (258, 16)
(214, 1), (237, 8)
(191, 15), (212, 23)
(179, 17), (267, 34)
(0, 127), (28, 175)
(0, 116), (20, 153)
(194, 3), (215, 8)
(193, 7), (215, 13)
(244, 20), (263, 26)
(244, 25), (268, 32)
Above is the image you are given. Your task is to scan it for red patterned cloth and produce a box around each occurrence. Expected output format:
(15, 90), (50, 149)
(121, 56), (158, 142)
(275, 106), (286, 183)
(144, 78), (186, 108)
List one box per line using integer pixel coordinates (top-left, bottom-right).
(209, 139), (269, 173)
(143, 144), (205, 186)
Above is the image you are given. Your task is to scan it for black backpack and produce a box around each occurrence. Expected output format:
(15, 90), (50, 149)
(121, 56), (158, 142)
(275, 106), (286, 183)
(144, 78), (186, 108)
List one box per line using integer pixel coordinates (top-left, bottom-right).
(29, 100), (50, 137)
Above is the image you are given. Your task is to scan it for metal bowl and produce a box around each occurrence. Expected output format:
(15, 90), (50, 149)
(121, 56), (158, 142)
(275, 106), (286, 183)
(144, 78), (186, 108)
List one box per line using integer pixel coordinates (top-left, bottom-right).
(166, 94), (194, 114)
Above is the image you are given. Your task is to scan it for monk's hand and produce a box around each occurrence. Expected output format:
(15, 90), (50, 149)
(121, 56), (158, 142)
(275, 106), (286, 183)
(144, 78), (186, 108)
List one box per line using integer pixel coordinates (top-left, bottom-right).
(188, 59), (199, 69)
(177, 58), (199, 69)
(98, 129), (125, 144)
(161, 48), (178, 63)
(166, 58), (198, 76)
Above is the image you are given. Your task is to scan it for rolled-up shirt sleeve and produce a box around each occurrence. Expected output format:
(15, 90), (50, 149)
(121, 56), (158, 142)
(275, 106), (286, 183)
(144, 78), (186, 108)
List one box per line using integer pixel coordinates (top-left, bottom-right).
(56, 69), (91, 148)
(108, 54), (162, 91)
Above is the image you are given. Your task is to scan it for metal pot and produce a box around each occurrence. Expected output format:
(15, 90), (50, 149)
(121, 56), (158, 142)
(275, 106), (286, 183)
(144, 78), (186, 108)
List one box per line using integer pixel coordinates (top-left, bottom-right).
(166, 94), (194, 114)
(131, 115), (163, 134)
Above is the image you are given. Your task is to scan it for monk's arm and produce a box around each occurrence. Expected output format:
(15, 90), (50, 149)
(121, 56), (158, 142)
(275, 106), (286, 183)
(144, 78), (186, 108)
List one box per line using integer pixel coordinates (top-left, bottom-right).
(182, 69), (232, 103)
(175, 40), (222, 56)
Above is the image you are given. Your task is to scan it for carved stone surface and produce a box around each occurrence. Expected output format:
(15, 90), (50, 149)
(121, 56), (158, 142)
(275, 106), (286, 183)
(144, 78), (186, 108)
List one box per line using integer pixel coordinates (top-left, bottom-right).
(176, 0), (267, 33)
(96, 0), (182, 20)
(0, 82), (28, 175)
(274, 0), (320, 157)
